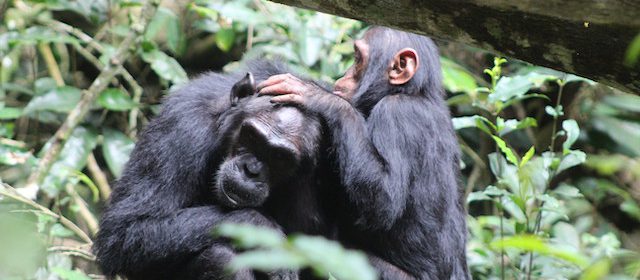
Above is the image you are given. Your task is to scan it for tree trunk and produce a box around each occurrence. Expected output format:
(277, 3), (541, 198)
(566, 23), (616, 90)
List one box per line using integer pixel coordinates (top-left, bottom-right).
(270, 0), (640, 94)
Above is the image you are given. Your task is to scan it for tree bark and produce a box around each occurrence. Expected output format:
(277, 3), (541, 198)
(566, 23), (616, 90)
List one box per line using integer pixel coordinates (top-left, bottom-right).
(270, 0), (640, 94)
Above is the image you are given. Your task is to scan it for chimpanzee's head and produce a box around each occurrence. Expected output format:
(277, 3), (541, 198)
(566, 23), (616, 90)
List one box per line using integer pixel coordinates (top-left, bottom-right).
(213, 73), (322, 209)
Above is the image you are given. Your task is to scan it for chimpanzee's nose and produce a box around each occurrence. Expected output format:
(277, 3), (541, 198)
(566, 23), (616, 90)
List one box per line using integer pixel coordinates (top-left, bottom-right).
(243, 158), (263, 178)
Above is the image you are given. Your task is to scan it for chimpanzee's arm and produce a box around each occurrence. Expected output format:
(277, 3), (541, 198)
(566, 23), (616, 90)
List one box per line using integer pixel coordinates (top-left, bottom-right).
(258, 78), (425, 230)
(307, 94), (429, 230)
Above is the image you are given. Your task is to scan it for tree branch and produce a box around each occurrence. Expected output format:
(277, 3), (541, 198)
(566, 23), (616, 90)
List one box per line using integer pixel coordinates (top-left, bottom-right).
(25, 0), (160, 189)
(269, 0), (640, 94)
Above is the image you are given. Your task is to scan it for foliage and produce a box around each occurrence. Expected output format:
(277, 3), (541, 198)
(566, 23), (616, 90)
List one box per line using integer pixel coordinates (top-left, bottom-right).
(216, 223), (377, 280)
(0, 0), (639, 279)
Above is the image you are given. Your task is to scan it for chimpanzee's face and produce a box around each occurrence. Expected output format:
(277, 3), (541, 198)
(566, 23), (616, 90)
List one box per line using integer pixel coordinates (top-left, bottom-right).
(213, 74), (321, 209)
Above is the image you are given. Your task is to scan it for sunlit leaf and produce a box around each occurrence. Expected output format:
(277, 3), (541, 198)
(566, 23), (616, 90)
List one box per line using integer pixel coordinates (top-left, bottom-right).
(298, 25), (323, 67)
(215, 27), (235, 53)
(499, 117), (537, 136)
(520, 146), (535, 167)
(292, 235), (377, 280)
(230, 249), (305, 272)
(562, 120), (580, 154)
(0, 107), (22, 119)
(491, 235), (588, 267)
(552, 184), (583, 199)
(579, 259), (611, 280)
(556, 150), (586, 174)
(489, 76), (534, 103)
(215, 223), (285, 248)
(545, 105), (564, 117)
(441, 57), (478, 93)
(492, 136), (518, 165)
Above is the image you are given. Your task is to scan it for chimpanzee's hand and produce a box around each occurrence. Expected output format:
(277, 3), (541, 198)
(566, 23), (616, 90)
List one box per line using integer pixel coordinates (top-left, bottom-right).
(257, 73), (326, 105)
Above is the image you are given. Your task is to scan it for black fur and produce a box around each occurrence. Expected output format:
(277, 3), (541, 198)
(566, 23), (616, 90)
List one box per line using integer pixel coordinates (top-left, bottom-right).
(93, 61), (331, 280)
(304, 27), (470, 279)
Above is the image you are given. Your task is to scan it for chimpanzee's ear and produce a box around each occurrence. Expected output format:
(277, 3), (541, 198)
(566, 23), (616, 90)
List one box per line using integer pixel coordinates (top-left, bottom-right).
(230, 72), (256, 106)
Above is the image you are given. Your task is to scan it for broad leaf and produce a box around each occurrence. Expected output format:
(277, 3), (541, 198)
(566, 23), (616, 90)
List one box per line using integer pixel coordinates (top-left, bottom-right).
(141, 50), (188, 85)
(41, 127), (98, 197)
(24, 86), (82, 114)
(97, 88), (137, 111)
(489, 76), (534, 103)
(101, 128), (135, 178)
(562, 120), (579, 154)
(215, 27), (236, 53)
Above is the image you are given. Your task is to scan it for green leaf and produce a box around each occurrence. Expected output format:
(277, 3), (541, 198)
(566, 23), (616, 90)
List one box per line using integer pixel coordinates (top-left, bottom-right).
(0, 144), (35, 166)
(141, 50), (188, 85)
(189, 4), (219, 19)
(500, 195), (527, 222)
(564, 74), (596, 85)
(579, 259), (611, 280)
(215, 223), (286, 248)
(145, 7), (183, 54)
(453, 115), (496, 137)
(101, 128), (135, 178)
(491, 235), (588, 267)
(624, 33), (640, 67)
(70, 170), (100, 202)
(215, 27), (236, 53)
(441, 57), (478, 93)
(552, 184), (583, 198)
(489, 76), (534, 103)
(50, 223), (75, 238)
(297, 25), (323, 67)
(41, 127), (98, 197)
(483, 185), (506, 197)
(216, 2), (267, 25)
(24, 86), (82, 114)
(545, 105), (564, 117)
(34, 78), (58, 95)
(230, 249), (305, 272)
(556, 150), (586, 174)
(520, 146), (535, 167)
(562, 120), (580, 154)
(602, 93), (640, 113)
(499, 117), (537, 136)
(466, 191), (491, 204)
(591, 115), (640, 156)
(620, 200), (640, 221)
(491, 136), (518, 165)
(97, 88), (137, 111)
(291, 235), (377, 280)
(51, 268), (92, 280)
(0, 107), (22, 119)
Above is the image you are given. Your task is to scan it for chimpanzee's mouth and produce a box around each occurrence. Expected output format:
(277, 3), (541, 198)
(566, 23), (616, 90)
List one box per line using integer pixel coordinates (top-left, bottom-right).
(219, 186), (238, 206)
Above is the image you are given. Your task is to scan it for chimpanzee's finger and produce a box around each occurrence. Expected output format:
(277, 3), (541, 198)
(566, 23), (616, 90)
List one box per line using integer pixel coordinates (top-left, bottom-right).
(270, 94), (303, 104)
(256, 74), (291, 91)
(257, 82), (294, 96)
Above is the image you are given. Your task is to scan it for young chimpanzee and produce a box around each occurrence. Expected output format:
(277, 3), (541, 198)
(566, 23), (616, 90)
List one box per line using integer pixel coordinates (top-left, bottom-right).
(94, 62), (332, 280)
(259, 26), (470, 279)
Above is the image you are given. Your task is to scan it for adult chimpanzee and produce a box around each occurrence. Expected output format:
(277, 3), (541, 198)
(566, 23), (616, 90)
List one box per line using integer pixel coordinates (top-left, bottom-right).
(258, 26), (470, 279)
(94, 61), (332, 280)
